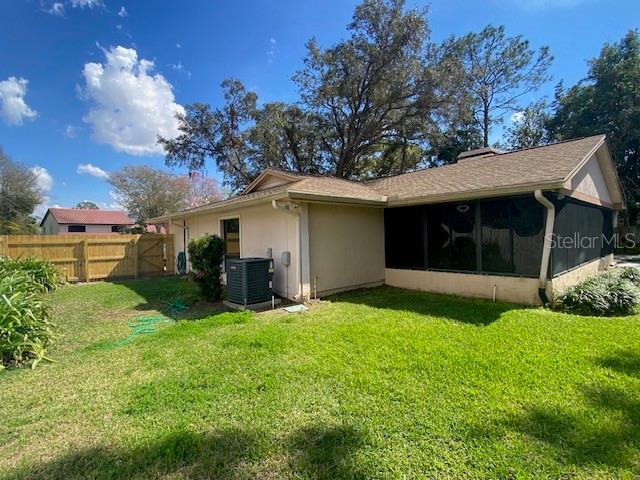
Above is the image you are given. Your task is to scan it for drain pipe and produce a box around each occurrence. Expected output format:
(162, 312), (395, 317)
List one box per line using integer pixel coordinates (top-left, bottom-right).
(534, 190), (555, 306)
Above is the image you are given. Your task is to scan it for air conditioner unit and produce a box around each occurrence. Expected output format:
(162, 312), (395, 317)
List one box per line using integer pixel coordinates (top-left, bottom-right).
(226, 257), (274, 306)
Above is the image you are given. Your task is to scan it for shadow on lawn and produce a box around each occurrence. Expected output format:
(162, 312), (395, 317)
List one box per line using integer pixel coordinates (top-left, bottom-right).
(8, 425), (366, 480)
(469, 352), (640, 472)
(329, 286), (521, 325)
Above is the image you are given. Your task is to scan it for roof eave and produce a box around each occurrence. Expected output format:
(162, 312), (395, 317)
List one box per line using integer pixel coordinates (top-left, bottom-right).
(288, 191), (388, 206)
(149, 190), (290, 223)
(386, 181), (566, 207)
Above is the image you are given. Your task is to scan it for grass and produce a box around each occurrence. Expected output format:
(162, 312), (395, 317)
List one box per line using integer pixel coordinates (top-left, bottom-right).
(1, 278), (640, 479)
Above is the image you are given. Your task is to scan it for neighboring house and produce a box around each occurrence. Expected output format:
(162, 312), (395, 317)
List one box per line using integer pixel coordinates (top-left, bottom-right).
(151, 135), (625, 305)
(40, 208), (134, 234)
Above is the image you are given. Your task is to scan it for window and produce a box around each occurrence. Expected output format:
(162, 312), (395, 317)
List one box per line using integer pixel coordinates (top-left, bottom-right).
(384, 206), (425, 269)
(111, 225), (122, 233)
(68, 225), (86, 232)
(222, 218), (240, 270)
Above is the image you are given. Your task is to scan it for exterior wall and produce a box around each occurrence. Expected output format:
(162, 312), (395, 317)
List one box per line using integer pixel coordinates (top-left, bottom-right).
(167, 203), (301, 300)
(41, 214), (60, 234)
(61, 225), (116, 234)
(308, 204), (385, 297)
(549, 254), (614, 297)
(385, 268), (542, 305)
(568, 153), (613, 206)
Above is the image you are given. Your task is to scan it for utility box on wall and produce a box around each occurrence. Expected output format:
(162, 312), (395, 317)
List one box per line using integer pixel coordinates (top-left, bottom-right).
(226, 257), (274, 306)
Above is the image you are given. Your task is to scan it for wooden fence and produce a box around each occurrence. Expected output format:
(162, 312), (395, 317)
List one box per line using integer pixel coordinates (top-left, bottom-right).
(0, 234), (175, 282)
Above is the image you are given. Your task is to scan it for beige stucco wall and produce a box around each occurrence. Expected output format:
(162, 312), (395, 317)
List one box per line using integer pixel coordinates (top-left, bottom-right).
(167, 203), (301, 300)
(568, 153), (613, 206)
(549, 254), (614, 297)
(308, 204), (385, 296)
(385, 268), (542, 305)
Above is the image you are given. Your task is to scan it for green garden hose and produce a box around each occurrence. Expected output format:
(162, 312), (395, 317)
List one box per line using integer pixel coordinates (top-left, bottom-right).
(177, 251), (187, 275)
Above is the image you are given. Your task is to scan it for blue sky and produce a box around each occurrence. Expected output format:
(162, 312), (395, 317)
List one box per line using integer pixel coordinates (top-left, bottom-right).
(0, 0), (638, 216)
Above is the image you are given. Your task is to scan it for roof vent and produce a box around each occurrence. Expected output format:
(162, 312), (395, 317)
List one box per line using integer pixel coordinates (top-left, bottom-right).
(457, 146), (504, 162)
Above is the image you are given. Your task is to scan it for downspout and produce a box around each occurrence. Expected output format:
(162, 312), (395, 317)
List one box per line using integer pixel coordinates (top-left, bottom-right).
(534, 190), (555, 306)
(272, 200), (304, 302)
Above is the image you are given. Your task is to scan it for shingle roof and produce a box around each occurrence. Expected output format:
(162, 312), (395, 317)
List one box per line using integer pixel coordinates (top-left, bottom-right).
(45, 208), (134, 226)
(151, 135), (618, 222)
(369, 135), (607, 203)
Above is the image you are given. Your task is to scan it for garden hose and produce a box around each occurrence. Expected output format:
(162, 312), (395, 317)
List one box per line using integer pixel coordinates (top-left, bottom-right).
(177, 251), (187, 276)
(111, 296), (189, 348)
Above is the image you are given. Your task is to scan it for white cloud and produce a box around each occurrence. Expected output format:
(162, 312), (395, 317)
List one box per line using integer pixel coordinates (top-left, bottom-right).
(80, 45), (185, 156)
(70, 0), (103, 8)
(30, 166), (54, 218)
(266, 37), (277, 63)
(176, 42), (182, 49)
(47, 2), (65, 16)
(77, 163), (109, 179)
(117, 6), (127, 16)
(169, 61), (192, 79)
(31, 166), (53, 193)
(0, 77), (37, 126)
(510, 111), (525, 123)
(65, 124), (79, 138)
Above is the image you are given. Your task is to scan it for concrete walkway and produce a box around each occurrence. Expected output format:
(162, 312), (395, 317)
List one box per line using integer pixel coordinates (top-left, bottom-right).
(614, 254), (640, 268)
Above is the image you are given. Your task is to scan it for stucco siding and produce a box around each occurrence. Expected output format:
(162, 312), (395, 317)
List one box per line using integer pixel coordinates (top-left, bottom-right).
(308, 204), (385, 296)
(385, 268), (542, 305)
(550, 254), (613, 297)
(568, 153), (613, 206)
(168, 204), (300, 300)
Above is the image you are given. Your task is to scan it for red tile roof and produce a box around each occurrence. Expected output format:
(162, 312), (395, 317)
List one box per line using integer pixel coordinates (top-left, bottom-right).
(44, 208), (134, 226)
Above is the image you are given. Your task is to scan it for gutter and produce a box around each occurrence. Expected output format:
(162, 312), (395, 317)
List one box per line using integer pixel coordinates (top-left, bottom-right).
(534, 190), (555, 306)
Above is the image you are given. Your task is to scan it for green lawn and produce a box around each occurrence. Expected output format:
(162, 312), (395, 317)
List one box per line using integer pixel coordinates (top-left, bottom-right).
(1, 278), (640, 479)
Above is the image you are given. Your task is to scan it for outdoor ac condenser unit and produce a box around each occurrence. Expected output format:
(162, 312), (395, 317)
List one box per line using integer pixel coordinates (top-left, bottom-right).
(226, 257), (274, 306)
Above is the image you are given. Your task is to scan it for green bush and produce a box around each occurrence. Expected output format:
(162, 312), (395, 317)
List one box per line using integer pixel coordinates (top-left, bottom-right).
(0, 270), (55, 369)
(188, 235), (225, 301)
(617, 266), (640, 287)
(555, 270), (640, 316)
(0, 257), (60, 292)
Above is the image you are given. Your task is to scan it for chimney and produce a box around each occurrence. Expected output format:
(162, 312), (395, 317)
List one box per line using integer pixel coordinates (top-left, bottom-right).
(457, 146), (504, 162)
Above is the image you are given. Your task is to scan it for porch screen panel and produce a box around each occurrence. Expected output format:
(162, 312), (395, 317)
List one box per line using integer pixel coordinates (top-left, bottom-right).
(511, 197), (545, 276)
(384, 206), (425, 269)
(551, 197), (614, 276)
(449, 203), (477, 271)
(426, 205), (452, 270)
(480, 200), (513, 274)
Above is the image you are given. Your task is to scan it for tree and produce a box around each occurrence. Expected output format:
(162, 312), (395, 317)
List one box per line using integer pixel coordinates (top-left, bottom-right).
(503, 101), (550, 150)
(547, 30), (640, 221)
(293, 0), (450, 179)
(74, 201), (99, 210)
(160, 82), (322, 192)
(0, 149), (41, 234)
(160, 0), (459, 190)
(109, 165), (224, 225)
(453, 25), (553, 147)
(109, 166), (190, 225)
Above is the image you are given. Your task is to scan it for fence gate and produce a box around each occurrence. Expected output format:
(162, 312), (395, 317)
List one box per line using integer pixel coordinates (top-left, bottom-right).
(0, 234), (175, 282)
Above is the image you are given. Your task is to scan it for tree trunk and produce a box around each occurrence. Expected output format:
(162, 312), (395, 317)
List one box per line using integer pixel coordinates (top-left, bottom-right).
(483, 103), (490, 147)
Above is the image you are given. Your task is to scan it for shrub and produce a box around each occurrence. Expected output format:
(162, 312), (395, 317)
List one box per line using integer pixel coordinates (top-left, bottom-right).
(617, 266), (640, 287)
(0, 270), (55, 369)
(0, 257), (60, 292)
(188, 235), (225, 301)
(555, 270), (640, 316)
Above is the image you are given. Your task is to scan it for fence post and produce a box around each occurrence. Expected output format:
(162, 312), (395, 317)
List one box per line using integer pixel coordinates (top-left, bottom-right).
(0, 236), (6, 257)
(81, 239), (89, 282)
(132, 237), (139, 279)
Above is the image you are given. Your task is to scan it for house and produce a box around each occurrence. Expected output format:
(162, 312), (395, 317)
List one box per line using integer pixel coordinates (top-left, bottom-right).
(151, 135), (625, 305)
(40, 208), (134, 234)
